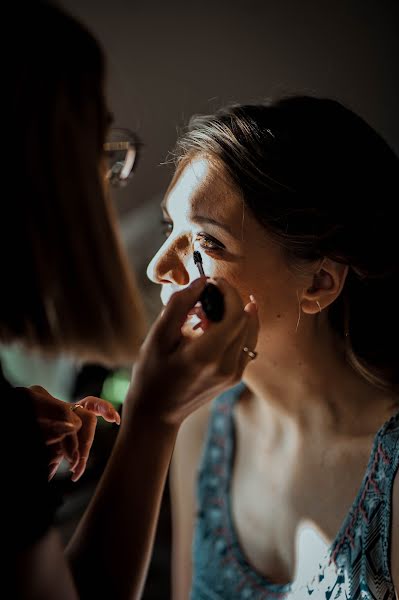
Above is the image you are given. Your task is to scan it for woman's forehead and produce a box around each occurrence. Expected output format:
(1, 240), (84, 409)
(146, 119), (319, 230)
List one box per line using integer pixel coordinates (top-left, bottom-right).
(164, 157), (242, 218)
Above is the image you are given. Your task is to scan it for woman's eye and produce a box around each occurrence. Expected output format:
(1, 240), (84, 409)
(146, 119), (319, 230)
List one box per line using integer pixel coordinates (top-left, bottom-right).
(195, 233), (225, 251)
(161, 218), (173, 238)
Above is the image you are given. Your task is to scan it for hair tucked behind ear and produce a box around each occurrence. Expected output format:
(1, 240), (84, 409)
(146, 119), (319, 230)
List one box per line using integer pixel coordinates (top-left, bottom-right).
(174, 97), (399, 394)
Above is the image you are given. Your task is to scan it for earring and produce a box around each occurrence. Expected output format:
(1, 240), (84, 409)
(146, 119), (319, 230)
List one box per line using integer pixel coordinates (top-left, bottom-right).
(316, 300), (322, 313)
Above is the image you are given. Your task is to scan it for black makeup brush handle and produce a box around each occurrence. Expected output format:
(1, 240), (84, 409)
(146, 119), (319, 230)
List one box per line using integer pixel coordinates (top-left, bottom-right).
(199, 283), (225, 322)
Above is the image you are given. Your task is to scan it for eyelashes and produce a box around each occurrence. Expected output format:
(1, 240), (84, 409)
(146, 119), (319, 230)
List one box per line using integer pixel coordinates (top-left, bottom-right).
(195, 233), (225, 251)
(160, 218), (173, 237)
(160, 219), (225, 251)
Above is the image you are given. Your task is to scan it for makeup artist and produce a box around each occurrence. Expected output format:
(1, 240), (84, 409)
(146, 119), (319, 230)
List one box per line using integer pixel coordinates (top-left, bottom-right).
(5, 2), (258, 599)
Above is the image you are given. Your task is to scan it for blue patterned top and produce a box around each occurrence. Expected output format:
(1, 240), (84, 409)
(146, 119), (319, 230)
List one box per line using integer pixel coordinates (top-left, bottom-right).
(191, 384), (399, 599)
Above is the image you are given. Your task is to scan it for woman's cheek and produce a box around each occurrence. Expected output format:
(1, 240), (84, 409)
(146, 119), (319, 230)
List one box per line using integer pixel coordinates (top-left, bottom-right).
(200, 253), (251, 302)
(200, 252), (218, 275)
(200, 251), (234, 276)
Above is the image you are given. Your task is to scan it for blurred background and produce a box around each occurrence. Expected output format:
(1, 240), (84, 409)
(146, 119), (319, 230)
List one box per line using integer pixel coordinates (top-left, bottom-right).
(3, 1), (398, 597)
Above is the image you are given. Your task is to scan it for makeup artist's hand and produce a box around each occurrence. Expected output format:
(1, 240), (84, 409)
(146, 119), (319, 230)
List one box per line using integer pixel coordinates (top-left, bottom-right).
(123, 277), (259, 427)
(27, 386), (120, 481)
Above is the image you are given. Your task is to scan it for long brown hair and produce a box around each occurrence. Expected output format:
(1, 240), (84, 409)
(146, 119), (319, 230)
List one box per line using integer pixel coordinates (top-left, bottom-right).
(173, 98), (399, 393)
(1, 1), (145, 365)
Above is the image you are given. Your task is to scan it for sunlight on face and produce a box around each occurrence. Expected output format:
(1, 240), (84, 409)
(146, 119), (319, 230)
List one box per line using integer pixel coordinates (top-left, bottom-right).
(147, 156), (246, 301)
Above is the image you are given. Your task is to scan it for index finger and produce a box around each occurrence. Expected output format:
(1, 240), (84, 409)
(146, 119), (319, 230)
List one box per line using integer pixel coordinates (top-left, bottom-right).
(145, 277), (207, 351)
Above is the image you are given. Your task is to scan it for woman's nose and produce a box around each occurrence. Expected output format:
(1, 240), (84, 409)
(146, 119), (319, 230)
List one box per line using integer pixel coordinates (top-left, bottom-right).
(146, 236), (191, 286)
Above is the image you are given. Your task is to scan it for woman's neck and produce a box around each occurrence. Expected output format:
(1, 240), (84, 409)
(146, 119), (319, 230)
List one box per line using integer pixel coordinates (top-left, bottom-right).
(242, 325), (395, 437)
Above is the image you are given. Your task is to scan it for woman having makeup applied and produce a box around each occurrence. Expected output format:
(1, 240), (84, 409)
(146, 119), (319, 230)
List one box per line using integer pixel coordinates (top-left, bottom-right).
(6, 3), (259, 599)
(147, 98), (399, 598)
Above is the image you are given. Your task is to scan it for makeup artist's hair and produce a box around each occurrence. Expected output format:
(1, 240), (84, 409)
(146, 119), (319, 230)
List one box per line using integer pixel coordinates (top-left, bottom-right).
(1, 1), (145, 365)
(173, 97), (399, 393)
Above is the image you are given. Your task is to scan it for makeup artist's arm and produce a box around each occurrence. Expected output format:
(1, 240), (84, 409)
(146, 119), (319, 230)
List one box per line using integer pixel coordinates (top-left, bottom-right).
(66, 278), (259, 599)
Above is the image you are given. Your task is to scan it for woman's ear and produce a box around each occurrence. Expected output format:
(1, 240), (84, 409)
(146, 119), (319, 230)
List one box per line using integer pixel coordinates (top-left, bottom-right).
(301, 258), (349, 314)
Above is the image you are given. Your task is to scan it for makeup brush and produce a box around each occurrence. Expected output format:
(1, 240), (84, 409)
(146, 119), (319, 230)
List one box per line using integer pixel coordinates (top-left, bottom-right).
(193, 251), (224, 322)
(193, 251), (205, 276)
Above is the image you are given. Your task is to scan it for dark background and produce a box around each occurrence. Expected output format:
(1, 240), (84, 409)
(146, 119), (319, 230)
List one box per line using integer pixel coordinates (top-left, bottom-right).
(8, 1), (399, 598)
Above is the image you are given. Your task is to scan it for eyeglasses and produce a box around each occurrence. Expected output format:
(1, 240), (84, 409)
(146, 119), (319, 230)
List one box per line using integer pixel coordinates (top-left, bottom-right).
(104, 128), (141, 188)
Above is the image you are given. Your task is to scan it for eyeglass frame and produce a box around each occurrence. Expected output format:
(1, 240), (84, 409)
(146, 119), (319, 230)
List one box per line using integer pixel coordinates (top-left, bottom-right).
(103, 128), (142, 188)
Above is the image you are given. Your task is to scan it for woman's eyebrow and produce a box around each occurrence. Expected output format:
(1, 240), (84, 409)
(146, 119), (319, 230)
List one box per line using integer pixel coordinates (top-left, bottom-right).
(190, 215), (238, 239)
(160, 199), (239, 240)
